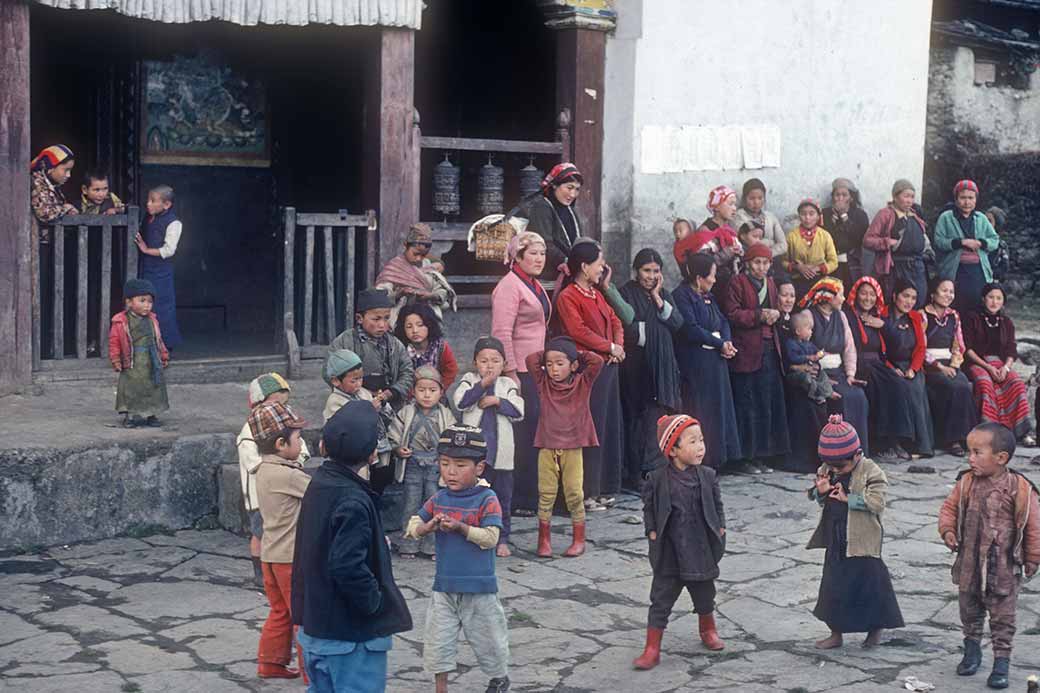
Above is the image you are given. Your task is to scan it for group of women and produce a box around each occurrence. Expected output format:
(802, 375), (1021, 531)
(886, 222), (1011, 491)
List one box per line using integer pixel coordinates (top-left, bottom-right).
(492, 165), (1035, 508)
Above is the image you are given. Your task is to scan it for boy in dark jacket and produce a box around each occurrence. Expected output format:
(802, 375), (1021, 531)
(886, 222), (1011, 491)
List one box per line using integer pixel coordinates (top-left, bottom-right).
(291, 401), (412, 693)
(634, 414), (726, 671)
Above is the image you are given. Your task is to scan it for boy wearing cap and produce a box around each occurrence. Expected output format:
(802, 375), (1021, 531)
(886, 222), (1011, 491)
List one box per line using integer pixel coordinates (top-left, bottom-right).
(524, 336), (604, 558)
(292, 401), (413, 693)
(390, 366), (456, 558)
(634, 414), (727, 671)
(250, 402), (311, 680)
(108, 278), (169, 428)
(808, 415), (903, 651)
(454, 336), (525, 557)
(323, 348), (393, 468)
(237, 373), (311, 586)
(406, 424), (510, 693)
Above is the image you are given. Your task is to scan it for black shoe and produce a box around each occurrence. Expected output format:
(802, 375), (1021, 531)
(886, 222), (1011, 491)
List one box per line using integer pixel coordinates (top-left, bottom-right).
(251, 557), (264, 588)
(146, 416), (162, 427)
(122, 416), (139, 429)
(987, 657), (1009, 689)
(957, 638), (982, 676)
(485, 677), (510, 693)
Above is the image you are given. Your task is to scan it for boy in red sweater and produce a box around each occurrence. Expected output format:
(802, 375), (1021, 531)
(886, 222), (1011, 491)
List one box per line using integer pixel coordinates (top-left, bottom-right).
(525, 336), (604, 558)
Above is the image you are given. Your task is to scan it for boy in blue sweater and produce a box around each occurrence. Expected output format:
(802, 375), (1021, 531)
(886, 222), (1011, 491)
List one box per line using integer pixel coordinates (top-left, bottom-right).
(406, 425), (510, 693)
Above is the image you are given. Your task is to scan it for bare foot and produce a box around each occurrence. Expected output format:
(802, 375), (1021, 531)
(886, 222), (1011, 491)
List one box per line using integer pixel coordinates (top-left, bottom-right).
(496, 544), (512, 558)
(815, 632), (843, 649)
(863, 629), (882, 649)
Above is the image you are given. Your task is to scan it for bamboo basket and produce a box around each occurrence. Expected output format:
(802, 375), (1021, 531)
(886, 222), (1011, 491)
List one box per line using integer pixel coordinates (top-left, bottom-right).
(473, 218), (517, 263)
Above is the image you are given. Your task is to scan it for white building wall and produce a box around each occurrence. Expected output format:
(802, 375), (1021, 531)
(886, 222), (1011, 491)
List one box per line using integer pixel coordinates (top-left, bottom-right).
(603, 0), (934, 285)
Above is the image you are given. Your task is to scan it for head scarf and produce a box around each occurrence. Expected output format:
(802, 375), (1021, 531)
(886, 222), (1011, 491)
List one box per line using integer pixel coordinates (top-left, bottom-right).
(405, 223), (433, 245)
(30, 145), (74, 172)
(540, 162), (583, 195)
(740, 178), (766, 207)
(831, 177), (860, 202)
(798, 277), (844, 310)
(891, 179), (915, 198)
(953, 179), (979, 196)
(504, 231), (546, 266)
(745, 242), (772, 263)
(632, 247), (664, 271)
(706, 185), (737, 214)
(846, 276), (886, 349)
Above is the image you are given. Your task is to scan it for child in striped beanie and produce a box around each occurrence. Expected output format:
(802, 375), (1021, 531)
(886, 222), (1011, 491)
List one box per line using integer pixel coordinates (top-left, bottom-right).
(633, 414), (727, 671)
(807, 415), (903, 650)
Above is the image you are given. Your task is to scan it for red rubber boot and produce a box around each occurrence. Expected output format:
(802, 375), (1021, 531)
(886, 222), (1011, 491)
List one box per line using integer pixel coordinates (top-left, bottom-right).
(562, 521), (586, 557)
(632, 627), (664, 670)
(698, 613), (725, 651)
(536, 521), (552, 558)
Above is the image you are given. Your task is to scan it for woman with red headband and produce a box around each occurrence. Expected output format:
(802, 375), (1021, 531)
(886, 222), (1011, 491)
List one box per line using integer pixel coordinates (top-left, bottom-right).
(673, 185), (743, 288)
(519, 162), (584, 276)
(843, 277), (887, 383)
(933, 179), (1001, 314)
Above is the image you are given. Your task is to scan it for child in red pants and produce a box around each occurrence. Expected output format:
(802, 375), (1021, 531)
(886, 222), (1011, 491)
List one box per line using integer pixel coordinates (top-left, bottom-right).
(249, 401), (311, 680)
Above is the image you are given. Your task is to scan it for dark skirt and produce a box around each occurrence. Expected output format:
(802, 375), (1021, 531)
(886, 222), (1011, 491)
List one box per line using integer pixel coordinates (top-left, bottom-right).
(584, 362), (623, 498)
(680, 348), (741, 469)
(953, 262), (986, 315)
(782, 385), (828, 473)
(730, 345), (790, 460)
(925, 363), (978, 448)
(827, 368), (870, 456)
(866, 362), (934, 455)
(512, 371), (541, 511)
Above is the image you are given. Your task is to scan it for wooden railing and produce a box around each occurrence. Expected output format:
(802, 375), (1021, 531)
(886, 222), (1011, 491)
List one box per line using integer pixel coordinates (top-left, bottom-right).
(282, 208), (377, 374)
(32, 207), (140, 366)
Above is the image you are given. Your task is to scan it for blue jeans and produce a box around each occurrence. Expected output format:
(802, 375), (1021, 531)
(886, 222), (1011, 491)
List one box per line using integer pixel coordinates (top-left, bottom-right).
(398, 460), (440, 555)
(299, 630), (391, 693)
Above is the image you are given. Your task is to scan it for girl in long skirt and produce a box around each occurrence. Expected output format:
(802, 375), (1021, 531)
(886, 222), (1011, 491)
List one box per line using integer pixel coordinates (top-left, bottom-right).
(921, 277), (977, 455)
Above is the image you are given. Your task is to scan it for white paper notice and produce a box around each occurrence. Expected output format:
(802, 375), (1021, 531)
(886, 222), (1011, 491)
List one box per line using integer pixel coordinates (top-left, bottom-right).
(718, 126), (743, 170)
(641, 125), (664, 174)
(761, 125), (782, 168)
(679, 125), (698, 171)
(695, 126), (721, 171)
(662, 126), (684, 173)
(741, 126), (764, 169)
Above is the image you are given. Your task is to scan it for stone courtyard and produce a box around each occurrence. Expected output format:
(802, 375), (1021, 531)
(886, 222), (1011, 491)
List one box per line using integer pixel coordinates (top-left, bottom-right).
(2, 452), (1039, 692)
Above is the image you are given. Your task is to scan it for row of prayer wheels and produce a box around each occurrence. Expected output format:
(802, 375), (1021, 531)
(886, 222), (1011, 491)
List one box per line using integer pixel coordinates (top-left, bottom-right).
(432, 154), (544, 218)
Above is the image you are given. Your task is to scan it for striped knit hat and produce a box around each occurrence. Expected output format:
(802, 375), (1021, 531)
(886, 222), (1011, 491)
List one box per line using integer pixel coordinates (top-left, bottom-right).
(818, 414), (861, 464)
(657, 414), (701, 457)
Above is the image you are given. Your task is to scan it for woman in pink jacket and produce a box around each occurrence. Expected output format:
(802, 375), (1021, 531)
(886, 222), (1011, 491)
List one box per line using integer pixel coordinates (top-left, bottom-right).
(492, 231), (550, 514)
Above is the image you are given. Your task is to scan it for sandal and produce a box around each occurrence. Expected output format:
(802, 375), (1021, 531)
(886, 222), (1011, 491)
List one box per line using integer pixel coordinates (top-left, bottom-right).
(584, 498), (607, 512)
(596, 496), (616, 508)
(949, 442), (965, 457)
(1022, 434), (1037, 447)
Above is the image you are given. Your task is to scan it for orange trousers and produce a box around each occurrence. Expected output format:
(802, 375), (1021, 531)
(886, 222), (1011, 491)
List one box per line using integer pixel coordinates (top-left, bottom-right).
(258, 562), (304, 671)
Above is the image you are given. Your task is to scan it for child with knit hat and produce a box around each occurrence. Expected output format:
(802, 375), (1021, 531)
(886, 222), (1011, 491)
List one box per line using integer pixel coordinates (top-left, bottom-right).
(634, 414), (727, 671)
(323, 348), (393, 468)
(108, 278), (169, 428)
(390, 365), (456, 558)
(807, 415), (903, 650)
(236, 373), (311, 586)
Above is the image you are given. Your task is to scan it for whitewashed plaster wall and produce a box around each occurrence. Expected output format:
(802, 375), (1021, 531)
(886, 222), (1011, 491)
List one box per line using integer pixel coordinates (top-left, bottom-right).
(602, 0), (933, 285)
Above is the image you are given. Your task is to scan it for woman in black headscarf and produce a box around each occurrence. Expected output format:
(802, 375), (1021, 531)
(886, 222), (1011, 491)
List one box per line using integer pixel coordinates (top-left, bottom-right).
(519, 162), (584, 276)
(618, 248), (684, 485)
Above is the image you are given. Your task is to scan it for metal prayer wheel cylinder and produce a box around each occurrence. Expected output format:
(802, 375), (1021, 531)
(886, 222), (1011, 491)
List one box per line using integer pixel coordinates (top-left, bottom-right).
(432, 155), (461, 217)
(477, 157), (505, 216)
(519, 160), (543, 199)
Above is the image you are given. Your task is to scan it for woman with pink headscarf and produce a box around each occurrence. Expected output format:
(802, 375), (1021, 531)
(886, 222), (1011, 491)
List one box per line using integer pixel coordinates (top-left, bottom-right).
(673, 185), (743, 289)
(518, 162), (584, 276)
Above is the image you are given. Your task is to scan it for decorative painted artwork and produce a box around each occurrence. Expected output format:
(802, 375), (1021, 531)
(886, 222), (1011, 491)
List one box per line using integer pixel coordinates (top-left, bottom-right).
(141, 56), (269, 167)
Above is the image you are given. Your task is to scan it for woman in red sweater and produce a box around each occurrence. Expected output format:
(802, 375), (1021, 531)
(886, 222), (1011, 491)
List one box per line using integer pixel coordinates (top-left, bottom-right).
(555, 239), (625, 510)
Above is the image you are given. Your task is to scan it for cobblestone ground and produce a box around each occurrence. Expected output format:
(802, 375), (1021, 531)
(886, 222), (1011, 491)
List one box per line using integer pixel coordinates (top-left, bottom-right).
(2, 453), (1039, 692)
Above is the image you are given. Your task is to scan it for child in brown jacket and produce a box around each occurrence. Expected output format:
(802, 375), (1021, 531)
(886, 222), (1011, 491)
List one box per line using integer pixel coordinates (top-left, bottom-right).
(939, 422), (1040, 689)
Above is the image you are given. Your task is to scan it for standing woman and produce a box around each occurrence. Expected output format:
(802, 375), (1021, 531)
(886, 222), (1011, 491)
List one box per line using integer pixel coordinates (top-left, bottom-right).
(721, 243), (789, 473)
(673, 253), (742, 470)
(519, 163), (584, 276)
(933, 180), (1001, 315)
(843, 277), (887, 382)
(555, 240), (626, 509)
(491, 232), (551, 514)
(962, 283), (1035, 445)
(673, 186), (743, 286)
(733, 178), (787, 257)
(922, 277), (977, 456)
(866, 280), (934, 461)
(800, 278), (870, 455)
(785, 199), (838, 300)
(821, 178), (870, 285)
(618, 249), (684, 485)
(863, 179), (931, 309)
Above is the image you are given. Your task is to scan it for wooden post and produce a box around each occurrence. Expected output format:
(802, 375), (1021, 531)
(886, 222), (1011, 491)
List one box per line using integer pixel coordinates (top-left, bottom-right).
(76, 225), (88, 359)
(364, 28), (419, 275)
(52, 226), (65, 359)
(282, 207), (296, 349)
(100, 223), (112, 353)
(125, 214), (138, 283)
(323, 226), (335, 343)
(302, 226), (315, 346)
(344, 225), (356, 330)
(0, 0), (32, 393)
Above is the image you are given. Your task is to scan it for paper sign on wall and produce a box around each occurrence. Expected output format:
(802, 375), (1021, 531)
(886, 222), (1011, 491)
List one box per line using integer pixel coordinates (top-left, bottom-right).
(640, 125), (664, 175)
(639, 124), (783, 174)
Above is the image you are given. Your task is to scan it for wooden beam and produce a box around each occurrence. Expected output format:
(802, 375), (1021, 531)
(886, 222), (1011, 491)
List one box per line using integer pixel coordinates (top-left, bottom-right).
(419, 136), (563, 155)
(295, 212), (371, 228)
(0, 0), (32, 393)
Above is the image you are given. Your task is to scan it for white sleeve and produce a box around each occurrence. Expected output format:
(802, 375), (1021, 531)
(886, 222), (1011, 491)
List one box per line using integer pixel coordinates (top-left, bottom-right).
(159, 221), (182, 259)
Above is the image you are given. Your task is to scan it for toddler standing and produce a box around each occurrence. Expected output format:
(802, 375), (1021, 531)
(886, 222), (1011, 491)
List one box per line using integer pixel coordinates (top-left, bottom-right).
(454, 336), (525, 557)
(785, 310), (838, 404)
(939, 422), (1040, 689)
(524, 336), (603, 558)
(390, 366), (456, 558)
(108, 278), (169, 428)
(634, 415), (726, 670)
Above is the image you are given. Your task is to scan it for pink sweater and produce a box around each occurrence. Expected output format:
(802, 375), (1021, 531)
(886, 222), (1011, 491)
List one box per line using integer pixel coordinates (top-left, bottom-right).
(491, 270), (550, 373)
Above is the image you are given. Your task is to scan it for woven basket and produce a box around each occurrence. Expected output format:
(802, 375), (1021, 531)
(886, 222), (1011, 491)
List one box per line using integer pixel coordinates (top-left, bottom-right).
(473, 219), (516, 263)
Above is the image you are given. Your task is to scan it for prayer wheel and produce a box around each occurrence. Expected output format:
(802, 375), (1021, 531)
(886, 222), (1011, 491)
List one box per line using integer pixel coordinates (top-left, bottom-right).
(432, 154), (461, 218)
(519, 158), (543, 200)
(477, 155), (505, 216)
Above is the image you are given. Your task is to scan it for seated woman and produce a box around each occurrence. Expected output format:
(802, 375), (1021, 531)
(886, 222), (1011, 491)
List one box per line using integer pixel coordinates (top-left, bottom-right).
(863, 179), (931, 309)
(866, 280), (934, 461)
(933, 180), (1001, 315)
(843, 277), (886, 382)
(785, 199), (838, 300)
(618, 248), (684, 485)
(673, 185), (743, 287)
(376, 223), (456, 325)
(673, 253), (742, 470)
(721, 242), (789, 474)
(821, 178), (870, 286)
(921, 277), (977, 456)
(962, 283), (1036, 445)
(733, 178), (787, 258)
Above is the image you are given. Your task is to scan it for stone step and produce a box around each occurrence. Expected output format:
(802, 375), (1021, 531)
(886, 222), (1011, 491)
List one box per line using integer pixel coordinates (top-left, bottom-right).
(33, 354), (291, 386)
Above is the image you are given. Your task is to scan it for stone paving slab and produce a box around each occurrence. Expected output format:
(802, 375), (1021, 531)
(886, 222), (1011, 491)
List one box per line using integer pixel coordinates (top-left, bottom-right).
(3, 454), (1040, 692)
